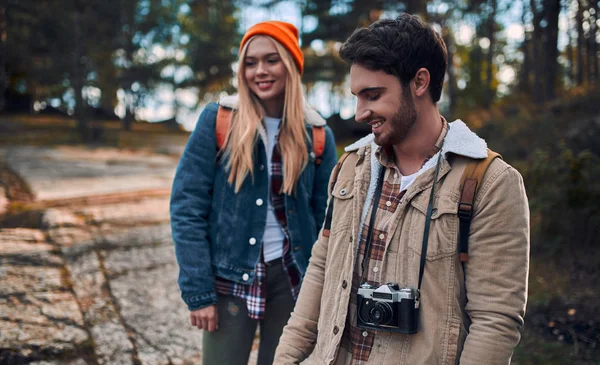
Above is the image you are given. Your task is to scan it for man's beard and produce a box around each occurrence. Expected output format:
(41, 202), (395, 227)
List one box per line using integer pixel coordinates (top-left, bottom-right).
(383, 95), (418, 147)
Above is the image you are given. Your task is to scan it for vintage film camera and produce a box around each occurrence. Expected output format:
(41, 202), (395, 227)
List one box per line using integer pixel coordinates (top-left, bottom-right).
(357, 282), (418, 334)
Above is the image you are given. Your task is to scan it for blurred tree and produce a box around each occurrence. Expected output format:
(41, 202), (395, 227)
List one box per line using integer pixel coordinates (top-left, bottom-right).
(526, 143), (600, 254)
(3, 0), (121, 138)
(0, 5), (6, 111)
(525, 0), (560, 103)
(2, 0), (47, 111)
(113, 0), (183, 130)
(576, 0), (585, 85)
(178, 0), (239, 100)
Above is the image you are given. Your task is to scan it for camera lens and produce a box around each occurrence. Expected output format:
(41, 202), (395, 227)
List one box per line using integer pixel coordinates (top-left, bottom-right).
(368, 302), (393, 325)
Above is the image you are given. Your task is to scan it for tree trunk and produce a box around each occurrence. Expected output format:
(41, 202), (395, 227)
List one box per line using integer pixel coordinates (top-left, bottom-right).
(566, 14), (575, 85)
(120, 2), (136, 131)
(73, 3), (88, 140)
(530, 0), (544, 103)
(0, 5), (7, 111)
(484, 0), (496, 108)
(576, 0), (585, 85)
(443, 27), (456, 118)
(123, 92), (134, 131)
(543, 0), (560, 101)
(589, 1), (598, 83)
(519, 1), (531, 93)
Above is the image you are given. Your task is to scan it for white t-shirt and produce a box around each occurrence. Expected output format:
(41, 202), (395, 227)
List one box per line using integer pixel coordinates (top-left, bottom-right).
(400, 171), (418, 192)
(262, 116), (285, 262)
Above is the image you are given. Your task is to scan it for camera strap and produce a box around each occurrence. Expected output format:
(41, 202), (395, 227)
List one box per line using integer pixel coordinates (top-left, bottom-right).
(416, 152), (443, 307)
(359, 166), (386, 285)
(358, 151), (443, 308)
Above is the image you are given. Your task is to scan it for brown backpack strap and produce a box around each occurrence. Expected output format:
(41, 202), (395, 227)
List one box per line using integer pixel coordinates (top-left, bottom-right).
(312, 126), (326, 165)
(458, 149), (502, 263)
(322, 152), (352, 237)
(215, 106), (232, 150)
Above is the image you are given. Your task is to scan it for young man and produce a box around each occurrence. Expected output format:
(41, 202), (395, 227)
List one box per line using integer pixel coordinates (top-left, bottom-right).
(274, 14), (529, 365)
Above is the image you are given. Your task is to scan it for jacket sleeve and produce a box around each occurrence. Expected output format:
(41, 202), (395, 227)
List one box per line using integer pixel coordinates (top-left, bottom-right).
(170, 103), (220, 311)
(459, 163), (530, 365)
(274, 160), (338, 364)
(311, 126), (337, 231)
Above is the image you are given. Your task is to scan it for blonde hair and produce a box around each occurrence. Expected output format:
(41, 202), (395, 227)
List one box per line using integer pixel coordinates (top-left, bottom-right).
(224, 35), (308, 194)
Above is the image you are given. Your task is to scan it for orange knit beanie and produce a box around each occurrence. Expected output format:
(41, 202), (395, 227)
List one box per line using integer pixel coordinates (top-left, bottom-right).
(240, 21), (304, 75)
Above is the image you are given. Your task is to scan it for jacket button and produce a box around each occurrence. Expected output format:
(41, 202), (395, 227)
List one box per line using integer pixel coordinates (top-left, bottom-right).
(256, 198), (263, 206)
(339, 188), (347, 196)
(242, 273), (249, 281)
(260, 164), (265, 171)
(342, 280), (347, 289)
(333, 326), (339, 335)
(249, 237), (256, 245)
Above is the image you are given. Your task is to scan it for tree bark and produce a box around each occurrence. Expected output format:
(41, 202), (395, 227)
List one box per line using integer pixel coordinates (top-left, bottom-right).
(543, 0), (560, 101)
(589, 1), (598, 83)
(576, 0), (585, 85)
(443, 27), (456, 117)
(566, 14), (575, 85)
(519, 1), (531, 93)
(0, 5), (7, 111)
(484, 0), (496, 108)
(530, 0), (544, 103)
(120, 1), (136, 131)
(73, 2), (88, 140)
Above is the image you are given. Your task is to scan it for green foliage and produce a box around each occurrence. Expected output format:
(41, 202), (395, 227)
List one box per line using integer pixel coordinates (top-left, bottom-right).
(524, 142), (600, 255)
(179, 0), (239, 95)
(513, 330), (579, 365)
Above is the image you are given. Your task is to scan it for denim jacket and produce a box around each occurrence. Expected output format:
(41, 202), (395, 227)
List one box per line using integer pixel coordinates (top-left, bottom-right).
(170, 95), (337, 311)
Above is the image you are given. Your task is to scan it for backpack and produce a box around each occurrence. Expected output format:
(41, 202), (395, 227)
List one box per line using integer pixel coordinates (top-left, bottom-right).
(215, 105), (327, 165)
(322, 149), (502, 263)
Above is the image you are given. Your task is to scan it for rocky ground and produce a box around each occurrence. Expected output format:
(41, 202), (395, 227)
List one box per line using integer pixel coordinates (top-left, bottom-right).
(0, 145), (259, 365)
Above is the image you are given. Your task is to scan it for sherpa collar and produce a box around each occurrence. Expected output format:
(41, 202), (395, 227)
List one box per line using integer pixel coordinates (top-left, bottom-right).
(347, 119), (489, 247)
(219, 94), (326, 127)
(344, 119), (488, 161)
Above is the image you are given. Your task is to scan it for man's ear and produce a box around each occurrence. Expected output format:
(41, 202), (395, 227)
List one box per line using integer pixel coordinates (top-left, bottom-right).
(412, 68), (430, 98)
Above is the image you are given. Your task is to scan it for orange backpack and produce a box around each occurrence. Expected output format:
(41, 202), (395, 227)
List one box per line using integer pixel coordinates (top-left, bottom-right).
(215, 105), (326, 164)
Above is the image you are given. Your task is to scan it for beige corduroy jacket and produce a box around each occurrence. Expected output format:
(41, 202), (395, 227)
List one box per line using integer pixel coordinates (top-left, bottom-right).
(274, 120), (530, 365)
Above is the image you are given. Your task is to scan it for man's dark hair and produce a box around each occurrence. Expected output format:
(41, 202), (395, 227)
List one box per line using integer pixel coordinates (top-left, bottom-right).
(339, 14), (448, 103)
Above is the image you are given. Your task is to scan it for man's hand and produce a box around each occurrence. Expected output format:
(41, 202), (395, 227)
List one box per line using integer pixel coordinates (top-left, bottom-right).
(190, 305), (219, 332)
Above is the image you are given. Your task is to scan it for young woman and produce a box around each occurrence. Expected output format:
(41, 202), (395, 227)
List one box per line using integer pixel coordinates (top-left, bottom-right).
(170, 21), (337, 365)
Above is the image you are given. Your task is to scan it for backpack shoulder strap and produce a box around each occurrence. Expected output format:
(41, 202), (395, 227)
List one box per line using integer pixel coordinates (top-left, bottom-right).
(215, 105), (233, 150)
(322, 151), (353, 237)
(311, 126), (326, 165)
(458, 149), (502, 263)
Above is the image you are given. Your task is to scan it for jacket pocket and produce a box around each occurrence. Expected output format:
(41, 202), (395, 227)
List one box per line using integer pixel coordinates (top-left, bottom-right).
(407, 190), (458, 261)
(329, 178), (354, 235)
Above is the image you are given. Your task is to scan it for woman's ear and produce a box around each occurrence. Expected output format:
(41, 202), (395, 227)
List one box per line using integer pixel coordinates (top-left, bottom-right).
(412, 68), (430, 98)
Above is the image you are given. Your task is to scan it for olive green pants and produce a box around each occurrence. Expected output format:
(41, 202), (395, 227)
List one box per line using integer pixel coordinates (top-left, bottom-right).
(202, 259), (295, 365)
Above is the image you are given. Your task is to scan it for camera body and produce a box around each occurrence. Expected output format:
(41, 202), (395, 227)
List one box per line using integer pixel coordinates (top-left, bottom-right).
(357, 283), (418, 334)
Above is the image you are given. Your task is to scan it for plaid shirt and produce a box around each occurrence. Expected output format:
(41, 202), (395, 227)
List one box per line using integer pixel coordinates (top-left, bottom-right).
(215, 138), (302, 320)
(340, 120), (448, 364)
